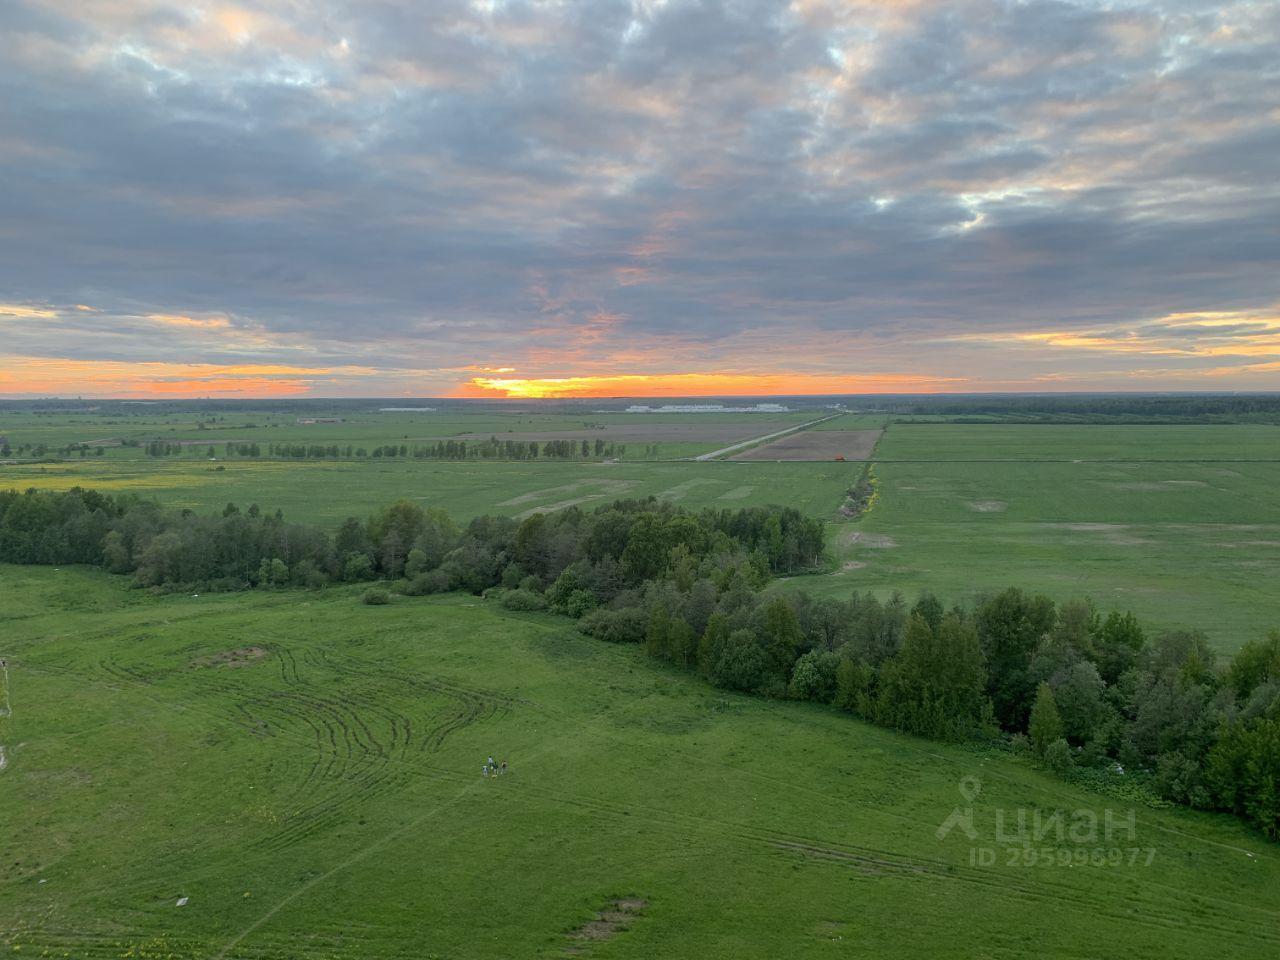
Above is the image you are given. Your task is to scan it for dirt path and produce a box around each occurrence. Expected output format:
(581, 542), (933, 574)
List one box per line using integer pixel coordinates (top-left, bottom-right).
(692, 414), (842, 461)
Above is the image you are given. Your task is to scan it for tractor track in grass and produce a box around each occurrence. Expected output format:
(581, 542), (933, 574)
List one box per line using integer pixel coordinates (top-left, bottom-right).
(65, 642), (514, 862)
(13, 630), (1279, 958)
(218, 645), (512, 855)
(527, 788), (1280, 950)
(206, 690), (673, 960)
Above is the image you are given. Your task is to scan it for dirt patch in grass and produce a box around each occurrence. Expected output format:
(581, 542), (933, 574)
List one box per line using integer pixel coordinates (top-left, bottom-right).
(966, 500), (1007, 512)
(565, 897), (648, 950)
(1105, 480), (1210, 491)
(499, 479), (635, 507)
(730, 429), (882, 461)
(717, 485), (755, 500)
(192, 647), (269, 668)
(834, 560), (867, 575)
(1057, 523), (1149, 546)
(514, 496), (612, 519)
(841, 530), (898, 548)
(658, 478), (724, 500)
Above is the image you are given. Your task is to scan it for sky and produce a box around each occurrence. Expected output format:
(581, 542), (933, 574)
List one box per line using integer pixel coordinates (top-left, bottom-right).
(1, 0), (1277, 399)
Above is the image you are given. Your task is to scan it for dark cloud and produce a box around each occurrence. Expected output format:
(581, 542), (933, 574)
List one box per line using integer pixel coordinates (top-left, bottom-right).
(0, 0), (1277, 393)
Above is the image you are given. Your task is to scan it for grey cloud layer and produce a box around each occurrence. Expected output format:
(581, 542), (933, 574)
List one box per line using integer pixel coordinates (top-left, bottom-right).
(1, 0), (1277, 386)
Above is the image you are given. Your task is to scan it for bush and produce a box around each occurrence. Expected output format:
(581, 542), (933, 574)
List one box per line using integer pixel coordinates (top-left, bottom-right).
(560, 588), (597, 619)
(834, 657), (874, 716)
(362, 587), (391, 605)
(498, 588), (549, 612)
(789, 650), (840, 703)
(712, 629), (767, 693)
(1043, 738), (1074, 776)
(500, 563), (525, 589)
(344, 552), (375, 582)
(578, 606), (648, 643)
(401, 568), (454, 596)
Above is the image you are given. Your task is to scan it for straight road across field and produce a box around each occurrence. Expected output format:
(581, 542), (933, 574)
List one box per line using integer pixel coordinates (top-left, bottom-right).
(693, 415), (842, 461)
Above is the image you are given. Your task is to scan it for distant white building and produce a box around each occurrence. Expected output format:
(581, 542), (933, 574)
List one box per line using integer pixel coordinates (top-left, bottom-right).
(624, 403), (791, 414)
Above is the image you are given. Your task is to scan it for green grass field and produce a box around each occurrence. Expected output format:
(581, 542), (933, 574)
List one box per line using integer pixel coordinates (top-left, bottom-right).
(0, 458), (857, 524)
(0, 408), (821, 462)
(878, 423), (1280, 461)
(4, 409), (1278, 649)
(807, 423), (1280, 652)
(2, 566), (1278, 959)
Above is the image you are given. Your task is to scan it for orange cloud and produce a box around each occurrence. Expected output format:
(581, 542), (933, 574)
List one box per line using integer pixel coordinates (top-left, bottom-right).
(0, 357), (374, 398)
(145, 313), (233, 330)
(942, 306), (1280, 360)
(0, 302), (59, 319)
(454, 371), (963, 399)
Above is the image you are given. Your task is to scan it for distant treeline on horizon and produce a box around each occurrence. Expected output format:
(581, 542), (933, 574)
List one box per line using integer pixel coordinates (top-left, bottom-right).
(3, 393), (1280, 421)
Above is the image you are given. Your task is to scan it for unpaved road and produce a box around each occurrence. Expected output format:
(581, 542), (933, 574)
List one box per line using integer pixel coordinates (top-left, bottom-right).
(693, 415), (842, 461)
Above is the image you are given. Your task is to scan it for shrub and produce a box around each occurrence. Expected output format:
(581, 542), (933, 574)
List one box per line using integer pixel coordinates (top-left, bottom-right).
(578, 606), (648, 643)
(1029, 683), (1064, 757)
(401, 568), (454, 596)
(344, 552), (375, 582)
(560, 588), (597, 619)
(362, 587), (391, 605)
(403, 547), (430, 578)
(789, 650), (840, 703)
(404, 570), (455, 593)
(498, 588), (549, 612)
(712, 629), (767, 693)
(1043, 738), (1074, 777)
(834, 657), (874, 716)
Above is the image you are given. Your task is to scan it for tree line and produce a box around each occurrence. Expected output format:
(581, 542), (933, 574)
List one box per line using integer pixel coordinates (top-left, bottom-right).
(0, 485), (1276, 838)
(136, 438), (627, 460)
(880, 394), (1280, 422)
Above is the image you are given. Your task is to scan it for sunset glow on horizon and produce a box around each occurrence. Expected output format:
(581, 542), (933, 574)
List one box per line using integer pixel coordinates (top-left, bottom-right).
(455, 372), (965, 400)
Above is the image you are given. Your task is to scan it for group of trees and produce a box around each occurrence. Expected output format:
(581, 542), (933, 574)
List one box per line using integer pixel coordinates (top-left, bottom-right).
(0, 441), (106, 458)
(2, 441), (57, 458)
(1, 484), (1277, 839)
(882, 394), (1280, 422)
(369, 438), (624, 460)
(137, 438), (627, 461)
(607, 573), (1280, 838)
(0, 487), (825, 593)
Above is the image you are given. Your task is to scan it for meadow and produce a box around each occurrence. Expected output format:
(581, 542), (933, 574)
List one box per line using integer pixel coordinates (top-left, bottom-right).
(817, 423), (1280, 651)
(0, 458), (856, 524)
(3, 408), (1279, 649)
(0, 406), (820, 462)
(2, 566), (1277, 959)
